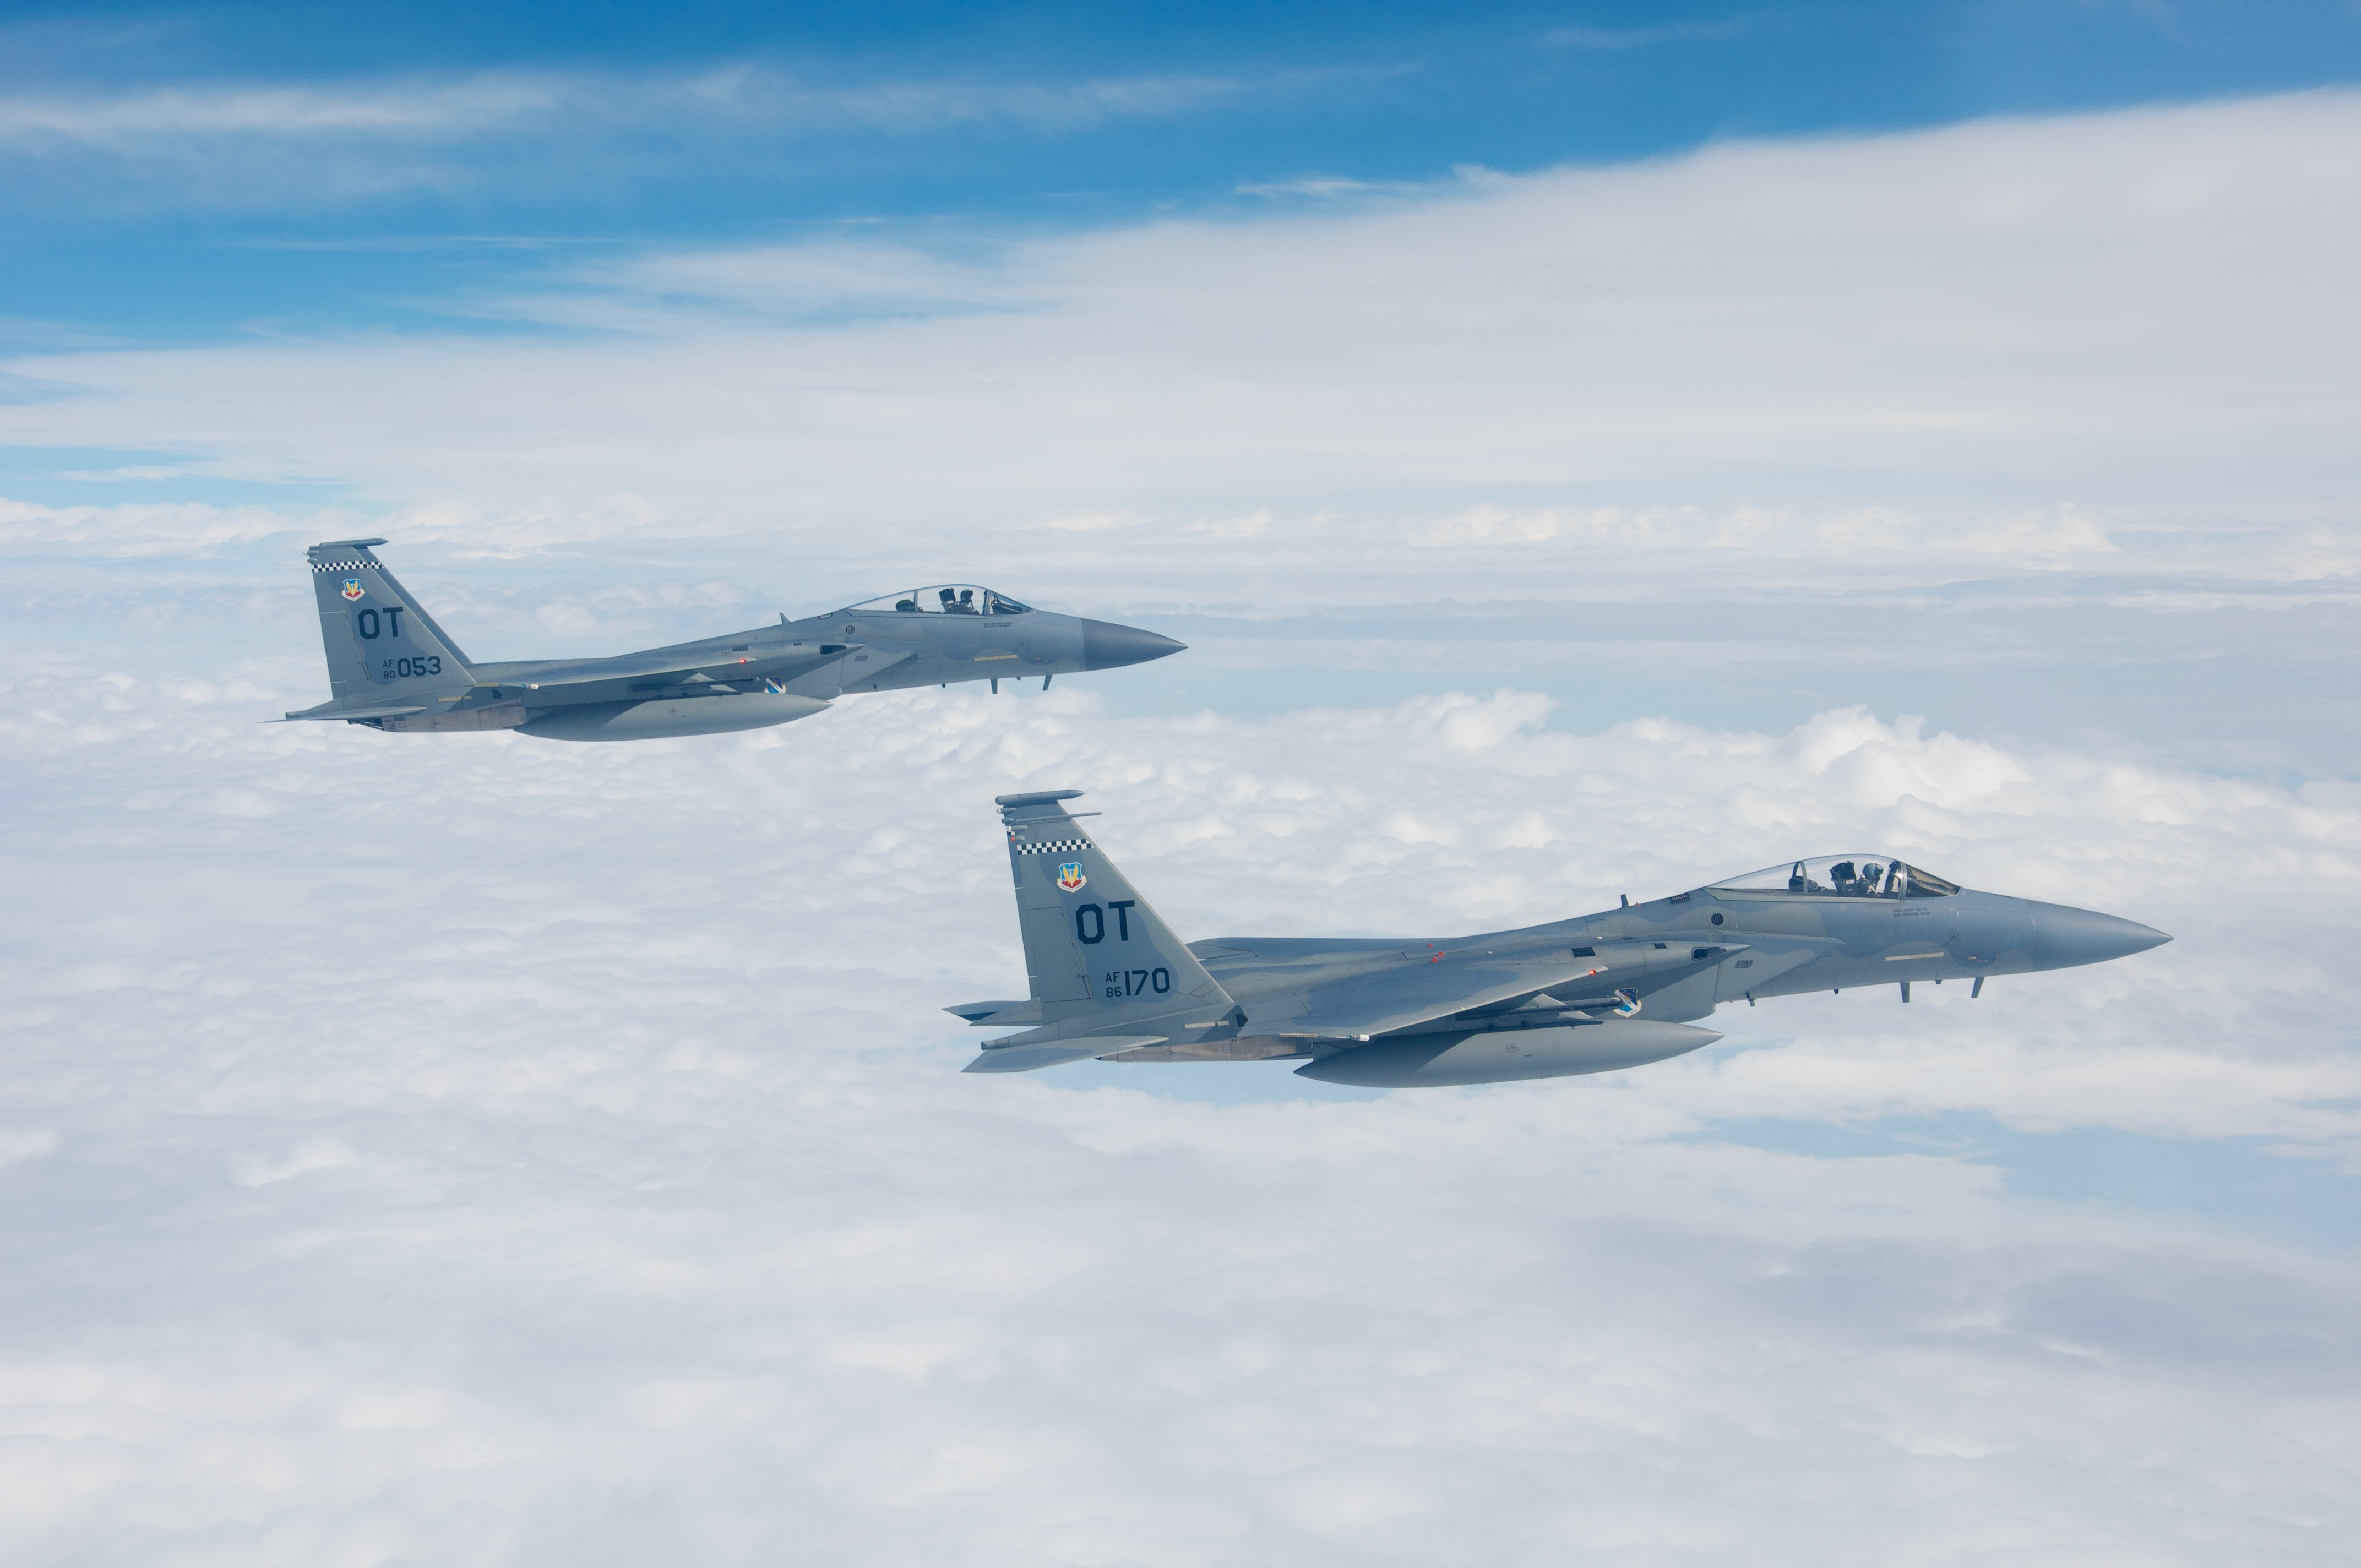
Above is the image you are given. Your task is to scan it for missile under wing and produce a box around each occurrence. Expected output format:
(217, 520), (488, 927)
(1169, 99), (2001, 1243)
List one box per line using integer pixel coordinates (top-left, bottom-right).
(949, 793), (2170, 1088)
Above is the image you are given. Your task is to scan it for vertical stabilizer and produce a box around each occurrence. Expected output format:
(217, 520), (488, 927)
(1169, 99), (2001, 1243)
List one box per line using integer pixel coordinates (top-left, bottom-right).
(997, 790), (1234, 1028)
(307, 540), (476, 701)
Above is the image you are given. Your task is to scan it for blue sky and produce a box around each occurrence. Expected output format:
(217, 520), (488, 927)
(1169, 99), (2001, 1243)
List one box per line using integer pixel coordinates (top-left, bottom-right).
(3, 6), (2360, 1562)
(9, 1), (2361, 345)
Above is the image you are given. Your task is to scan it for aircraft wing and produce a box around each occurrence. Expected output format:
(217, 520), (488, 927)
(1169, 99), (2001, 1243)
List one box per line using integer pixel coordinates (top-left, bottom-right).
(508, 641), (866, 691)
(1254, 940), (1743, 1041)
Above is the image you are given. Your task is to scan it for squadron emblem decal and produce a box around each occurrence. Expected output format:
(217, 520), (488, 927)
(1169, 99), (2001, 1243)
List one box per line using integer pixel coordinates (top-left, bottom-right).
(1056, 862), (1087, 892)
(341, 578), (365, 601)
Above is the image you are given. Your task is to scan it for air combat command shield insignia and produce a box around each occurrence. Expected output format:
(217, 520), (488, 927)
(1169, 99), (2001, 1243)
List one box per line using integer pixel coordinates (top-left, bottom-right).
(1056, 862), (1087, 892)
(341, 578), (365, 601)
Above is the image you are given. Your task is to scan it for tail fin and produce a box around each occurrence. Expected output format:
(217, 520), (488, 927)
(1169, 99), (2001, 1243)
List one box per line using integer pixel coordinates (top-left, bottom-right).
(997, 790), (1235, 1028)
(307, 540), (476, 701)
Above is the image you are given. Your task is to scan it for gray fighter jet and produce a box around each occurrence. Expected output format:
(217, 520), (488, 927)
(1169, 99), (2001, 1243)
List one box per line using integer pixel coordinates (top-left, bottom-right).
(951, 790), (2170, 1087)
(281, 540), (1184, 741)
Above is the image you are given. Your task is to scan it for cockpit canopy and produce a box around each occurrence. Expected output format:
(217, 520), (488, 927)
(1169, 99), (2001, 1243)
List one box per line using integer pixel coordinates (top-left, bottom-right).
(1712, 854), (1962, 900)
(846, 584), (1032, 617)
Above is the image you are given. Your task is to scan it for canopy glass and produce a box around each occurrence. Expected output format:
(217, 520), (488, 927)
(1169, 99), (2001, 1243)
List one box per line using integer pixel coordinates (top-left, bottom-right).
(846, 585), (1032, 616)
(1712, 855), (1961, 900)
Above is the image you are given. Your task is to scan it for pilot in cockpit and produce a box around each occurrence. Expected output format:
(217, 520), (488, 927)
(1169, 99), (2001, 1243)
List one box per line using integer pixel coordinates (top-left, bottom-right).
(895, 597), (918, 612)
(1832, 862), (1889, 895)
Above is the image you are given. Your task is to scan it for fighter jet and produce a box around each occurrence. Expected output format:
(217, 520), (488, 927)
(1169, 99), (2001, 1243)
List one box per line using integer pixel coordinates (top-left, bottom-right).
(280, 540), (1184, 741)
(950, 790), (2171, 1087)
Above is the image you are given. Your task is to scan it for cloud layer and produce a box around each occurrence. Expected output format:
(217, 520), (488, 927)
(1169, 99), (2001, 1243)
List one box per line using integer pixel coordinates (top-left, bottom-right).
(8, 91), (2361, 520)
(1, 644), (2355, 1561)
(3, 88), (2358, 1562)
(0, 59), (1363, 213)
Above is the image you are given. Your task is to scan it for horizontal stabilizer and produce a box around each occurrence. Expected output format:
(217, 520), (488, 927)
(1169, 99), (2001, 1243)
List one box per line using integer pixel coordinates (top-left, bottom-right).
(961, 1036), (1169, 1074)
(944, 999), (1042, 1027)
(281, 700), (427, 722)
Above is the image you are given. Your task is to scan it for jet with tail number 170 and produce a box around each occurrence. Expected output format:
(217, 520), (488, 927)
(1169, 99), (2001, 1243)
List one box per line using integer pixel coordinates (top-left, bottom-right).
(949, 790), (2172, 1087)
(281, 540), (1185, 741)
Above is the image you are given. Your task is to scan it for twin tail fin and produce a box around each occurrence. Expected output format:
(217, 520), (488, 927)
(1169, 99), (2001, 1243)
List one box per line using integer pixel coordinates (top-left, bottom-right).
(966, 791), (1236, 1071)
(306, 540), (476, 704)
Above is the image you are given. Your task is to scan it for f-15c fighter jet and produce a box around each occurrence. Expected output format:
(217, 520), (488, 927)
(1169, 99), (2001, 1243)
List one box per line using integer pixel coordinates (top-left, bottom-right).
(282, 540), (1185, 742)
(951, 790), (2171, 1087)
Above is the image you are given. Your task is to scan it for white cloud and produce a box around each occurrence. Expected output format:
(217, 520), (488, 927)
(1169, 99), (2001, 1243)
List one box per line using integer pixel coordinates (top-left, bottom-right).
(7, 91), (2361, 532)
(4, 90), (2361, 1560)
(0, 74), (572, 140)
(1, 634), (2355, 1559)
(0, 1129), (59, 1168)
(0, 497), (313, 554)
(1406, 502), (2120, 558)
(1185, 509), (1272, 538)
(1543, 18), (1759, 51)
(1031, 508), (1149, 532)
(224, 1137), (361, 1187)
(1236, 173), (1386, 198)
(0, 60), (1378, 209)
(0, 493), (734, 559)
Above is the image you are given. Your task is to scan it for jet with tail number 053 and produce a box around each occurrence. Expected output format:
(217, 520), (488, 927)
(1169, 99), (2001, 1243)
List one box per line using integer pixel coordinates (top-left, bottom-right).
(950, 790), (2171, 1087)
(282, 540), (1185, 742)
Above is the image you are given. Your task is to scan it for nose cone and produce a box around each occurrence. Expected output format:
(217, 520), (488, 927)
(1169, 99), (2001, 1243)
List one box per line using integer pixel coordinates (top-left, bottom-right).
(1080, 619), (1187, 671)
(2026, 901), (2172, 971)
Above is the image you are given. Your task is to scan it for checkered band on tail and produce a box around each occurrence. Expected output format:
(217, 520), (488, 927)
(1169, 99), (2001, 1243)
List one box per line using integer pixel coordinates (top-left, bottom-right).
(1010, 836), (1094, 856)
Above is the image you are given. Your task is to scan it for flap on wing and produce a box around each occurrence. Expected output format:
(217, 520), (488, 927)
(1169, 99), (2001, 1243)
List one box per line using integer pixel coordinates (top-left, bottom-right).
(961, 1036), (1168, 1074)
